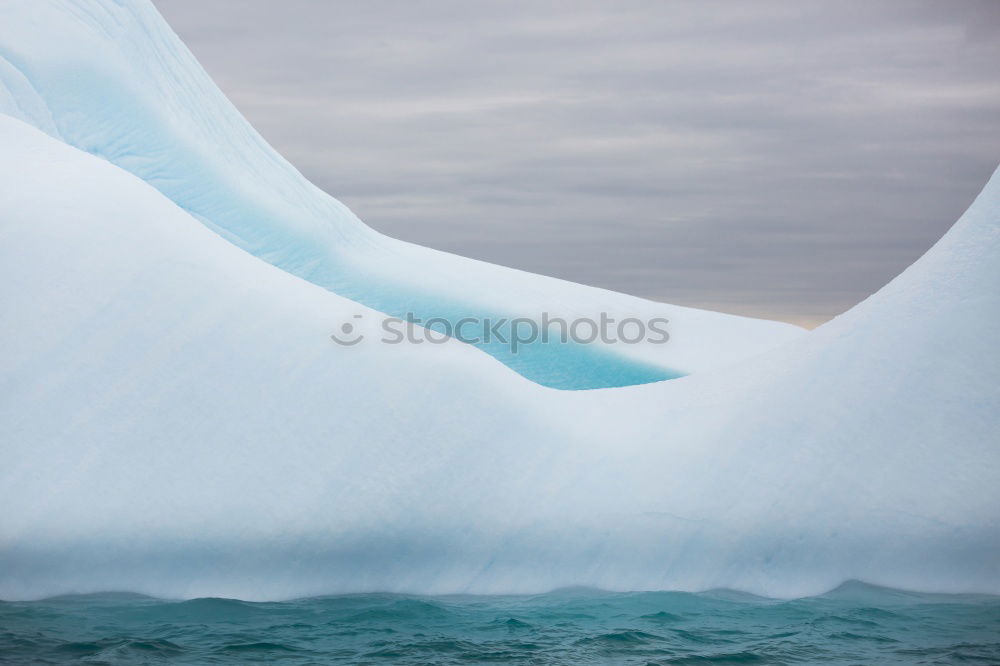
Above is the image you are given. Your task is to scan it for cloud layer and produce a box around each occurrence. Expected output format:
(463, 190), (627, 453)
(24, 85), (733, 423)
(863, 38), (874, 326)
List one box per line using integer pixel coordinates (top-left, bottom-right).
(155, 0), (1000, 327)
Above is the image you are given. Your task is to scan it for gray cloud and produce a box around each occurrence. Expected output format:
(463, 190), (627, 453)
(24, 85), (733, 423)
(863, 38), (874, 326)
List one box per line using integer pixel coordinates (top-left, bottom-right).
(154, 0), (1000, 327)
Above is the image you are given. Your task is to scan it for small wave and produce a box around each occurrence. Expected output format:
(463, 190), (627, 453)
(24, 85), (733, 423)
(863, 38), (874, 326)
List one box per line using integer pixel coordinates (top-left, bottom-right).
(641, 610), (685, 623)
(500, 616), (532, 629)
(341, 599), (451, 623)
(147, 596), (263, 622)
(577, 629), (663, 645)
(827, 631), (900, 644)
(666, 651), (766, 663)
(217, 641), (300, 652)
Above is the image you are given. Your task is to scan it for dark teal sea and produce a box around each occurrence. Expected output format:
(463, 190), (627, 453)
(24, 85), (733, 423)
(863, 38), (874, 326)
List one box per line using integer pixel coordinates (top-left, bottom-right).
(1, 582), (998, 664)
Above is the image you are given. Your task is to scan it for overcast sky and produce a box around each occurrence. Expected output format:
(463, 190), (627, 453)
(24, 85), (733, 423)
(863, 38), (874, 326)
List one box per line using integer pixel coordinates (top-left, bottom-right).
(154, 0), (1000, 327)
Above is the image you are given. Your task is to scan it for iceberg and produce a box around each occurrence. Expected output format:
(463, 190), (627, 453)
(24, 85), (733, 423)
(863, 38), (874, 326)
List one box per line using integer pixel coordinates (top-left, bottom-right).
(0, 0), (997, 601)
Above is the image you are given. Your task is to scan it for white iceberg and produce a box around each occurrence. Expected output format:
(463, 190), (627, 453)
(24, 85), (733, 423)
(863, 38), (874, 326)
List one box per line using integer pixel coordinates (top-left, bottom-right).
(0, 0), (997, 601)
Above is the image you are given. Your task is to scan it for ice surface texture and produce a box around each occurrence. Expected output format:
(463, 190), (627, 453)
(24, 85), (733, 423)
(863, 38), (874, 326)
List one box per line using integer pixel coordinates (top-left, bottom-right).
(0, 1), (997, 600)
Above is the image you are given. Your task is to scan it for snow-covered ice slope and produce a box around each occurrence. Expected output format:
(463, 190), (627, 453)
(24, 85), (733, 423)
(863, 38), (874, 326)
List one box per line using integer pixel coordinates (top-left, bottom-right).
(0, 0), (802, 389)
(0, 0), (998, 601)
(0, 112), (997, 600)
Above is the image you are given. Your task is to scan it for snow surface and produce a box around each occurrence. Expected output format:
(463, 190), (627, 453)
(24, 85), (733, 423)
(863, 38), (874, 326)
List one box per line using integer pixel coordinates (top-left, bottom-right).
(0, 1), (998, 601)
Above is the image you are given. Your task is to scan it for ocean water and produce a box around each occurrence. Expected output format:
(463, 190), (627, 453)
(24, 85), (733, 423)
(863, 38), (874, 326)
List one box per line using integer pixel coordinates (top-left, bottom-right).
(1, 582), (998, 664)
